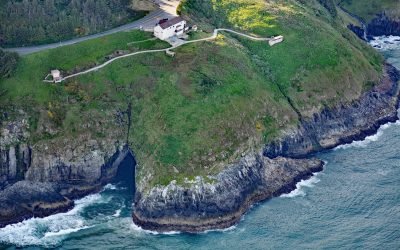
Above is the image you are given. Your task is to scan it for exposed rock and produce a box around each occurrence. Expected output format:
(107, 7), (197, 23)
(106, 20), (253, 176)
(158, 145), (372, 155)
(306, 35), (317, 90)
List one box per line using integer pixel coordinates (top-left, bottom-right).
(264, 64), (400, 158)
(133, 154), (323, 232)
(0, 140), (133, 227)
(0, 181), (73, 227)
(367, 14), (400, 37)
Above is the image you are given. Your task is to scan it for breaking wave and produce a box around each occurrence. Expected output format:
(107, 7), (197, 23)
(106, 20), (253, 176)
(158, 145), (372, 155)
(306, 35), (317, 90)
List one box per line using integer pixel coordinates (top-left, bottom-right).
(335, 120), (400, 150)
(369, 36), (400, 51)
(280, 174), (321, 198)
(130, 222), (181, 235)
(0, 193), (102, 248)
(0, 182), (128, 248)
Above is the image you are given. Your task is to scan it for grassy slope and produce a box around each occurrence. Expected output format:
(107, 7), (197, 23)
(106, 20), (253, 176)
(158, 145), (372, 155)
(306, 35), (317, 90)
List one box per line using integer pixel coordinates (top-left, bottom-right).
(338, 0), (400, 21)
(0, 0), (385, 189)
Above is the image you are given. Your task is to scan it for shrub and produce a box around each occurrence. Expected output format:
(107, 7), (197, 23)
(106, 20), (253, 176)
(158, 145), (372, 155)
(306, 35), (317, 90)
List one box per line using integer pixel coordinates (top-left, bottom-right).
(0, 49), (19, 79)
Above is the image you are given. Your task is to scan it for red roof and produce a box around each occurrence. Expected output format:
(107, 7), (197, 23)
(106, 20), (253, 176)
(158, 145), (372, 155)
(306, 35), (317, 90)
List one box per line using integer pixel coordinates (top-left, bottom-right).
(159, 17), (185, 29)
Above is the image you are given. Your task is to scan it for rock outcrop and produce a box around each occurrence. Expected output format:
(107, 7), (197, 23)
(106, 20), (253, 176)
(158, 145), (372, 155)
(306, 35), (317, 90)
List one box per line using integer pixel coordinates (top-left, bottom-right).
(264, 64), (400, 158)
(0, 115), (133, 227)
(367, 14), (400, 37)
(346, 12), (400, 40)
(133, 155), (323, 232)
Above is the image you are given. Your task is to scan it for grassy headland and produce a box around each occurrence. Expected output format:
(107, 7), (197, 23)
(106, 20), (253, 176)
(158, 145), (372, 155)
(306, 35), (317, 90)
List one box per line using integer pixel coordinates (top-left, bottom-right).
(0, 0), (386, 189)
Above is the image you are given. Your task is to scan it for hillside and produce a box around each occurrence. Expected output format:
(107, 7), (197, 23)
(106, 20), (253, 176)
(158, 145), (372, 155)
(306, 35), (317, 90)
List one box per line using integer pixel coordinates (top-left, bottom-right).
(0, 0), (149, 47)
(0, 0), (384, 188)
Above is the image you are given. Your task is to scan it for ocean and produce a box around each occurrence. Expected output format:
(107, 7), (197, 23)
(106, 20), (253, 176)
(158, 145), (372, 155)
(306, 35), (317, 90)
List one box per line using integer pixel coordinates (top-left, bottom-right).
(1, 36), (399, 249)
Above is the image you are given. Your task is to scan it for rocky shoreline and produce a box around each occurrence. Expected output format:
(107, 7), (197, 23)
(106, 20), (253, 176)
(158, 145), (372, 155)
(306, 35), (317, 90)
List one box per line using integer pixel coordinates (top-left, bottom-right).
(347, 12), (400, 41)
(0, 144), (132, 227)
(131, 64), (400, 232)
(133, 156), (324, 233)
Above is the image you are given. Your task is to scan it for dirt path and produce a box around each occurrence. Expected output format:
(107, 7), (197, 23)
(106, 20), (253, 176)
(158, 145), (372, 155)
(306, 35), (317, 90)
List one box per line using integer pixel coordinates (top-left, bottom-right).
(58, 29), (277, 82)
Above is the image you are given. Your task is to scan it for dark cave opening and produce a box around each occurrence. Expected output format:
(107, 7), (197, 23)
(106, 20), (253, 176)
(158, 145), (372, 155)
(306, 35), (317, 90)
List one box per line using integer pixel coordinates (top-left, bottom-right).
(113, 153), (136, 195)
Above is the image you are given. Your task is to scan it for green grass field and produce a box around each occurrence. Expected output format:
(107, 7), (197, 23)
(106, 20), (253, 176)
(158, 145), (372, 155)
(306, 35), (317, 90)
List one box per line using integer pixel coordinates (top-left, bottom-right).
(0, 0), (386, 189)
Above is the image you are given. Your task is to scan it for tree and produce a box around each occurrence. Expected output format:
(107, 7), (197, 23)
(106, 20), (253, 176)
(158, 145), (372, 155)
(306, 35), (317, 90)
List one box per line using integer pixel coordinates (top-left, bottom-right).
(0, 49), (19, 79)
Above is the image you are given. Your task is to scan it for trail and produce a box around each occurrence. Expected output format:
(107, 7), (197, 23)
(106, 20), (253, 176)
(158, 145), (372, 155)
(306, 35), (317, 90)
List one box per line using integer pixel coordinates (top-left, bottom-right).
(58, 29), (277, 82)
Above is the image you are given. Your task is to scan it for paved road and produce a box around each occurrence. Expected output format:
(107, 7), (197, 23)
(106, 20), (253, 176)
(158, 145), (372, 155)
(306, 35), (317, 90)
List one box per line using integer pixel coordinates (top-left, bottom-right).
(59, 28), (276, 82)
(4, 0), (180, 55)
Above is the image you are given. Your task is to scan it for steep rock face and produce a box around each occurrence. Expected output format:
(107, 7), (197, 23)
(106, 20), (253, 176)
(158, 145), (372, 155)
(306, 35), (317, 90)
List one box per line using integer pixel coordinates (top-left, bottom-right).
(346, 12), (400, 40)
(133, 154), (323, 232)
(264, 65), (400, 158)
(367, 14), (400, 37)
(0, 111), (132, 227)
(0, 116), (31, 188)
(0, 145), (132, 227)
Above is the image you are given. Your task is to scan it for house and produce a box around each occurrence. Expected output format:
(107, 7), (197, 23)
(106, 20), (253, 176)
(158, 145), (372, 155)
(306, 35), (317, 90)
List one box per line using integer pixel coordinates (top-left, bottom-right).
(51, 69), (62, 83)
(154, 16), (187, 40)
(269, 35), (284, 46)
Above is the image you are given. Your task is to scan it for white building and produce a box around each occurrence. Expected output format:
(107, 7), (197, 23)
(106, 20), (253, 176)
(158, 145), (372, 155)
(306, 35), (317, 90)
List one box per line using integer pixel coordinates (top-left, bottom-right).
(154, 17), (186, 40)
(51, 69), (62, 83)
(269, 35), (284, 46)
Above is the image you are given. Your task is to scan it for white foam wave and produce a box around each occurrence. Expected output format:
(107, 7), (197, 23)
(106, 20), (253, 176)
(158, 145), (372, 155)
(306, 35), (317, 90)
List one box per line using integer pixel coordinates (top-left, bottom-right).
(103, 183), (118, 190)
(113, 209), (122, 217)
(202, 225), (237, 234)
(369, 36), (400, 51)
(335, 120), (400, 150)
(280, 175), (321, 198)
(44, 226), (92, 238)
(0, 193), (102, 247)
(130, 222), (181, 235)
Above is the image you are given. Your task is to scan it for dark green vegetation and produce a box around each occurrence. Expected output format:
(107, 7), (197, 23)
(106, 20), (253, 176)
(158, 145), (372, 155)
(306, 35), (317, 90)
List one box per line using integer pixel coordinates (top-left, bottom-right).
(0, 0), (386, 189)
(0, 49), (19, 79)
(0, 0), (146, 47)
(338, 0), (400, 21)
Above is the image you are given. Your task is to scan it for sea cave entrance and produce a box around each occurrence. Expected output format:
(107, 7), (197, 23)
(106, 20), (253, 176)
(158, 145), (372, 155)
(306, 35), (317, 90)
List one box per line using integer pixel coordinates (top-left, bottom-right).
(113, 152), (136, 196)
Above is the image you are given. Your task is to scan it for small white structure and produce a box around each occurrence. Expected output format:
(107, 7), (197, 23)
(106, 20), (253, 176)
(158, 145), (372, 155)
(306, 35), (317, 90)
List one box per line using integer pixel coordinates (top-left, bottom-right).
(154, 17), (187, 40)
(51, 69), (62, 83)
(269, 35), (284, 46)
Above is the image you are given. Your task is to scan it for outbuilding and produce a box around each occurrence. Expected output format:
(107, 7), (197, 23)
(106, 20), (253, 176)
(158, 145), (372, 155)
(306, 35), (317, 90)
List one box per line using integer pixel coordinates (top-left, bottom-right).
(51, 69), (62, 83)
(154, 17), (187, 40)
(269, 35), (284, 46)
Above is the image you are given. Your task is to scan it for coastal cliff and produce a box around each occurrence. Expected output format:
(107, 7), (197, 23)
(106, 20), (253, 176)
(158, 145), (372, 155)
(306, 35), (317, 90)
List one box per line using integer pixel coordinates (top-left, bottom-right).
(1, 0), (400, 233)
(133, 155), (323, 232)
(132, 64), (400, 232)
(346, 12), (400, 40)
(0, 121), (132, 227)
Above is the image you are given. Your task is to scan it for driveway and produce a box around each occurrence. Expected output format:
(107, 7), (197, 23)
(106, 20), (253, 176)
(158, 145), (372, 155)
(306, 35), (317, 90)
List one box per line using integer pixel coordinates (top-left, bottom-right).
(4, 0), (181, 55)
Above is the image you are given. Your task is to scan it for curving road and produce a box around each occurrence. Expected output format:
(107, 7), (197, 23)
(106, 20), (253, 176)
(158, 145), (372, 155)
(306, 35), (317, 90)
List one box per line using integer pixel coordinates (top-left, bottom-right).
(59, 29), (276, 82)
(4, 0), (181, 55)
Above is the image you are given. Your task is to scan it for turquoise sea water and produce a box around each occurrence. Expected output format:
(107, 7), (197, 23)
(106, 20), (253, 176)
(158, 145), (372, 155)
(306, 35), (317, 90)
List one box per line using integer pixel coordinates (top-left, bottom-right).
(1, 37), (400, 249)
